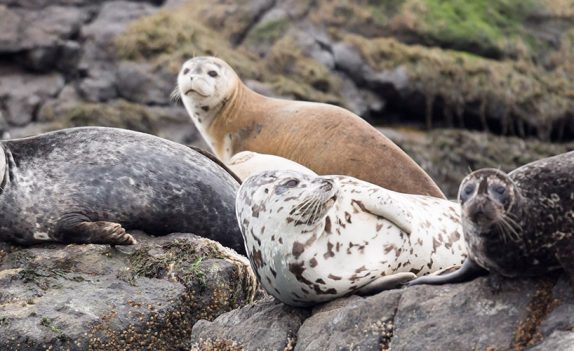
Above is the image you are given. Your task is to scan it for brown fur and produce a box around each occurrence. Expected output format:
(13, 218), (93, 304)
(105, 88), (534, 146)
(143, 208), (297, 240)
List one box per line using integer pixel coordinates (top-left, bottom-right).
(186, 58), (445, 198)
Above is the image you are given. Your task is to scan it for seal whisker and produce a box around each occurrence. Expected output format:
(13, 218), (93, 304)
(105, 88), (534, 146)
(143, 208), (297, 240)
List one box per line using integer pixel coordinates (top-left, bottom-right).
(170, 86), (181, 103)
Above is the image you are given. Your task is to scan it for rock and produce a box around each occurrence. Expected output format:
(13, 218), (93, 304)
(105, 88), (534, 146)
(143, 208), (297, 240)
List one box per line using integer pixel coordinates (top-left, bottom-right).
(80, 1), (157, 64)
(116, 61), (174, 105)
(0, 232), (257, 350)
(295, 292), (401, 350)
(191, 297), (309, 350)
(0, 5), (87, 53)
(0, 69), (65, 126)
(387, 128), (574, 198)
(191, 273), (574, 350)
(77, 69), (119, 102)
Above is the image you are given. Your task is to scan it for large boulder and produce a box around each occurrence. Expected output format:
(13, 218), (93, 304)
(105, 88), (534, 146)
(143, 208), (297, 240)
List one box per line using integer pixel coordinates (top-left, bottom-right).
(0, 232), (257, 350)
(191, 274), (574, 350)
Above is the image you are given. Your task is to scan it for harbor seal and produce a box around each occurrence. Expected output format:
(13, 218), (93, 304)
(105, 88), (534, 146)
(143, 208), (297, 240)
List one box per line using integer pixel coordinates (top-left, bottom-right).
(176, 56), (445, 198)
(236, 170), (466, 307)
(227, 151), (317, 181)
(408, 151), (574, 287)
(0, 127), (246, 255)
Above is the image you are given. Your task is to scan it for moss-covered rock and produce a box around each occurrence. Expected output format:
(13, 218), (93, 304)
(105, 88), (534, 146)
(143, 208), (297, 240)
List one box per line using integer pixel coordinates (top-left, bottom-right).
(0, 233), (257, 350)
(389, 128), (574, 197)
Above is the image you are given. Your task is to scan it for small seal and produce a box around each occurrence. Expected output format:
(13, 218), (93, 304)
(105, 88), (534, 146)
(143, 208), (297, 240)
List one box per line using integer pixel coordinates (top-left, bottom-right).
(408, 151), (574, 287)
(176, 56), (445, 198)
(227, 151), (317, 181)
(236, 170), (466, 306)
(0, 127), (246, 255)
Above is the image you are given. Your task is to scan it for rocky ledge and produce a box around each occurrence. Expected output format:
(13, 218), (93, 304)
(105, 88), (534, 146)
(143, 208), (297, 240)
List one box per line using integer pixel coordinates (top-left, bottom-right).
(192, 274), (574, 351)
(0, 232), (257, 350)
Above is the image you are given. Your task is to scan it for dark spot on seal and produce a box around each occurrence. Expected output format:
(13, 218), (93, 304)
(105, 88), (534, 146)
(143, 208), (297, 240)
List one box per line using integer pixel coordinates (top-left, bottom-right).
(309, 257), (318, 267)
(344, 212), (352, 223)
(324, 216), (332, 234)
(315, 278), (325, 284)
(288, 262), (313, 285)
(313, 285), (337, 295)
(292, 241), (305, 259)
(201, 106), (209, 111)
(251, 248), (263, 269)
(328, 274), (342, 280)
(270, 267), (277, 278)
(323, 241), (335, 259)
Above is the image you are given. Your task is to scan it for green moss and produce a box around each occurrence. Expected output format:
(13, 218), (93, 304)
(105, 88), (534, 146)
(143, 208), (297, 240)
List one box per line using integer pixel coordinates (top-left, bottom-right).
(417, 0), (537, 57)
(246, 18), (290, 44)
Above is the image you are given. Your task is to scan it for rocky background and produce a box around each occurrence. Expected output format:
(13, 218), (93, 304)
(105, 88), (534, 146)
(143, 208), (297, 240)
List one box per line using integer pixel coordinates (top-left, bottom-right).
(1, 0), (574, 350)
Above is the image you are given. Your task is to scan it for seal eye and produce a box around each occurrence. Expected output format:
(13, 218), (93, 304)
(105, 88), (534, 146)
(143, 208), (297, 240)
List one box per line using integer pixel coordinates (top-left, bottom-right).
(463, 183), (475, 195)
(492, 184), (506, 195)
(183, 68), (190, 75)
(208, 70), (218, 78)
(283, 179), (299, 188)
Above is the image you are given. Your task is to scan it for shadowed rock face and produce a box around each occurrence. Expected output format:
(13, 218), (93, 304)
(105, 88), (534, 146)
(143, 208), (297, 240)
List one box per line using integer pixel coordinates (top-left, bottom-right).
(0, 232), (257, 351)
(191, 274), (574, 351)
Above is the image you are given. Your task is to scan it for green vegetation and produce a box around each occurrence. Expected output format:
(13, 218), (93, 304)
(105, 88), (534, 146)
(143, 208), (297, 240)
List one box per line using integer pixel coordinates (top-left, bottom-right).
(246, 18), (290, 44)
(413, 0), (538, 57)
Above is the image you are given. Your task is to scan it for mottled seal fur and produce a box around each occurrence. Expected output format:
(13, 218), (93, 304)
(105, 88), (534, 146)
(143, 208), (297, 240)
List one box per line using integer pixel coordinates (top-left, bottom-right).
(0, 127), (245, 254)
(236, 170), (466, 306)
(409, 151), (574, 287)
(227, 151), (317, 181)
(176, 56), (445, 198)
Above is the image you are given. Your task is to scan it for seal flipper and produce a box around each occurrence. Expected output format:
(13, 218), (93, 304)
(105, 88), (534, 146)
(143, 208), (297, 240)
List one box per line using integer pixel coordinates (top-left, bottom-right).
(358, 186), (414, 234)
(406, 258), (488, 286)
(54, 213), (136, 245)
(356, 272), (417, 296)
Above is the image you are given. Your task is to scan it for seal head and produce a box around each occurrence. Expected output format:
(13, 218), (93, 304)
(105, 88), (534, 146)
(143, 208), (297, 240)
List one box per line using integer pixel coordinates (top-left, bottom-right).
(177, 56), (238, 129)
(458, 168), (521, 240)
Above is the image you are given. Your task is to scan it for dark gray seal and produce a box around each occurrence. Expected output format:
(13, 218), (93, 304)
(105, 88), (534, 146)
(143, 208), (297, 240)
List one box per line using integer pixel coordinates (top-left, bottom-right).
(0, 127), (245, 255)
(409, 151), (574, 287)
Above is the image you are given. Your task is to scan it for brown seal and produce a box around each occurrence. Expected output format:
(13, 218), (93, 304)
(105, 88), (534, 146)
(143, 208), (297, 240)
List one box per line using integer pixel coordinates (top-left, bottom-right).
(176, 56), (445, 198)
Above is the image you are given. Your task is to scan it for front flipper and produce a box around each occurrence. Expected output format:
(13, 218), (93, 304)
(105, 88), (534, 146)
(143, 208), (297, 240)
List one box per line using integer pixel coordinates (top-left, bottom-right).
(54, 213), (136, 245)
(406, 259), (488, 286)
(337, 177), (413, 234)
(356, 272), (417, 296)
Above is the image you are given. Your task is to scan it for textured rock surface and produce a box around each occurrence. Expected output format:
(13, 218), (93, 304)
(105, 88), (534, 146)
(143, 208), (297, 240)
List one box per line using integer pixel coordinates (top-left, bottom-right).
(0, 233), (257, 350)
(192, 275), (574, 351)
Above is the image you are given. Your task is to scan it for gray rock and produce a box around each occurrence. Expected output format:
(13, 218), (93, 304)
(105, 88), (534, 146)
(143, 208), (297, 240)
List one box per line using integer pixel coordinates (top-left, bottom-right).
(391, 277), (542, 350)
(77, 69), (118, 102)
(0, 0), (164, 8)
(528, 331), (574, 351)
(0, 69), (65, 126)
(0, 233), (257, 350)
(0, 5), (87, 53)
(80, 1), (157, 64)
(117, 61), (174, 105)
(191, 297), (310, 351)
(295, 291), (401, 351)
(194, 274), (574, 350)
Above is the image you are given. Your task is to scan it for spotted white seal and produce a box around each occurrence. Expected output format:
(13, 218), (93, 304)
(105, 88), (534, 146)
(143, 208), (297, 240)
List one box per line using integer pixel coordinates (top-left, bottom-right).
(227, 151), (317, 181)
(236, 170), (466, 306)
